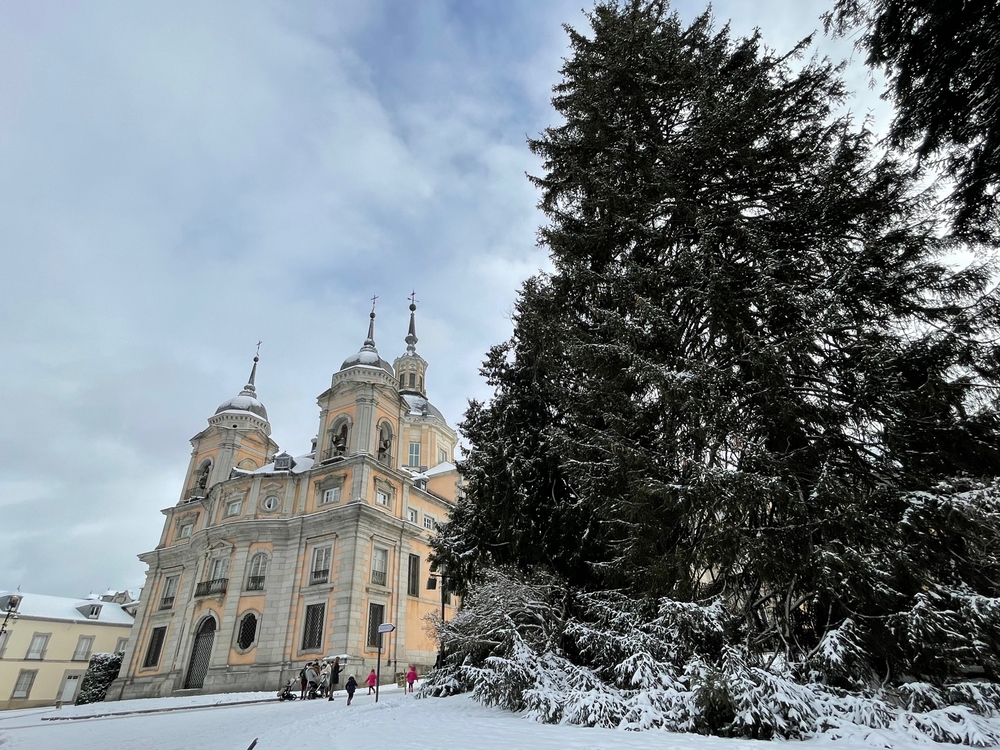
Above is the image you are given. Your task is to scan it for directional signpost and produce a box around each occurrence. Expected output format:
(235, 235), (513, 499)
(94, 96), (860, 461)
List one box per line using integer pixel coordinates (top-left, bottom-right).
(375, 622), (395, 703)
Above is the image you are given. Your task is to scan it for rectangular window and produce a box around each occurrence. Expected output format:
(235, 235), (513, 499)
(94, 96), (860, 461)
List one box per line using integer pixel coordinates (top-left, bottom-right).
(367, 602), (385, 648)
(371, 547), (388, 586)
(142, 627), (167, 669)
(178, 523), (193, 539)
(25, 634), (49, 660)
(116, 637), (129, 653)
(11, 670), (37, 699)
(408, 442), (421, 467)
(160, 575), (180, 610)
(439, 448), (448, 464)
(321, 487), (340, 505)
(73, 635), (95, 661)
(423, 514), (436, 530)
(0, 630), (9, 658)
(225, 500), (242, 517)
(209, 557), (228, 580)
(406, 507), (418, 524)
(407, 554), (420, 597)
(311, 545), (332, 584)
(301, 604), (325, 651)
(376, 490), (390, 507)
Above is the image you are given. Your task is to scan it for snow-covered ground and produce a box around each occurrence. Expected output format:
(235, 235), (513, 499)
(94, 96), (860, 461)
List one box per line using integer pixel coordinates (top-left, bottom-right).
(0, 683), (991, 750)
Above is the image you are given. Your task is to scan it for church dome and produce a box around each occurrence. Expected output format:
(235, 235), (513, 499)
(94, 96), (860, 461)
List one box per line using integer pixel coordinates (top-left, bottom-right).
(215, 392), (268, 419)
(340, 309), (394, 376)
(215, 356), (268, 419)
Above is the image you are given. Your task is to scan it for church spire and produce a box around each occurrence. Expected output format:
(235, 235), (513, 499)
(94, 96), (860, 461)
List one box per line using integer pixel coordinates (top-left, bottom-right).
(364, 295), (378, 349)
(405, 291), (418, 353)
(244, 342), (261, 396)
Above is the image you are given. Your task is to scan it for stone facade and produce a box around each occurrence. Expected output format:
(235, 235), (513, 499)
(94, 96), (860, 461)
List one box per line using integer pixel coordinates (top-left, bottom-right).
(108, 304), (459, 700)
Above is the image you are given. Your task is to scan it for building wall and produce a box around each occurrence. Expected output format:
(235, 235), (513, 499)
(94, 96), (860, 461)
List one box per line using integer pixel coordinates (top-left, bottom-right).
(0, 617), (132, 710)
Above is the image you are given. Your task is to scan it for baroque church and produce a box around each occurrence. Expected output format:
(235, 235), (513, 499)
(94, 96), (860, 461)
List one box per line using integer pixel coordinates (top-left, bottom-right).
(110, 302), (460, 698)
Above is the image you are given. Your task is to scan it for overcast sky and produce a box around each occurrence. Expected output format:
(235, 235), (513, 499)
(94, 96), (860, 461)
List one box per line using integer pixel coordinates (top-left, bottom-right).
(0, 0), (888, 598)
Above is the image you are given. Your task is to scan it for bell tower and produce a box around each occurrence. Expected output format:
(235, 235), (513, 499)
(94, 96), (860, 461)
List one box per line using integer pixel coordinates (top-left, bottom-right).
(180, 353), (278, 503)
(392, 294), (428, 398)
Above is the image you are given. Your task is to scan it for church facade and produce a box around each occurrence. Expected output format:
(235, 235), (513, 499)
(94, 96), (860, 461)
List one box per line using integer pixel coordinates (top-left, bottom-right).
(109, 303), (459, 699)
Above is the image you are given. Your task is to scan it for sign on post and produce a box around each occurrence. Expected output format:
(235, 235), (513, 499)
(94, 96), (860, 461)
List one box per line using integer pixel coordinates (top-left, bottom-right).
(375, 622), (395, 703)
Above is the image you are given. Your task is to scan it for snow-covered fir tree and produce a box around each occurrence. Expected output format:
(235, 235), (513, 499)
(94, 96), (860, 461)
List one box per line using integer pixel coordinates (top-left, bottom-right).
(429, 0), (1000, 741)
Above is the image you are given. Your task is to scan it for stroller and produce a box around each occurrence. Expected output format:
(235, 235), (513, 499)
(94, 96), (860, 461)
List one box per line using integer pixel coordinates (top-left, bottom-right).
(277, 679), (298, 701)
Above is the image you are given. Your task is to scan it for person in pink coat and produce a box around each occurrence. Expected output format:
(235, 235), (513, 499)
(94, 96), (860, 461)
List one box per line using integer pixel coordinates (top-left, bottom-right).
(405, 665), (418, 693)
(365, 668), (377, 695)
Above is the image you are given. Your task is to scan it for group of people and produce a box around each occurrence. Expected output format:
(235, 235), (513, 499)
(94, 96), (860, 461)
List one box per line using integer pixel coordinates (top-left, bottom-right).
(298, 658), (419, 705)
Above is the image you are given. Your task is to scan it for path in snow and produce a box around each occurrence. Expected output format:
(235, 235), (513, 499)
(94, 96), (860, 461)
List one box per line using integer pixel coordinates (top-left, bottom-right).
(0, 685), (972, 750)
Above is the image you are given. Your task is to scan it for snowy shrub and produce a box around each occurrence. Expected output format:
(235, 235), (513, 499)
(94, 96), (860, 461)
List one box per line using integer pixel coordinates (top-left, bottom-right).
(423, 567), (1000, 745)
(75, 652), (123, 705)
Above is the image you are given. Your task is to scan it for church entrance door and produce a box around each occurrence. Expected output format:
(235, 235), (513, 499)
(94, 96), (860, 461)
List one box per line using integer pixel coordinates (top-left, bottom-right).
(184, 617), (216, 689)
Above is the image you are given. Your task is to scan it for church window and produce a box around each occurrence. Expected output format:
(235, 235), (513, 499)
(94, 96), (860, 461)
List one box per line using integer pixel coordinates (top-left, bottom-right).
(301, 604), (325, 651)
(310, 546), (331, 584)
(423, 514), (436, 530)
(408, 442), (421, 467)
(225, 500), (242, 517)
(160, 575), (179, 609)
(418, 376), (423, 391)
(407, 507), (418, 524)
(371, 547), (388, 586)
(236, 613), (258, 651)
(208, 557), (228, 581)
(408, 373), (415, 388)
(399, 373), (405, 388)
(247, 554), (267, 591)
(367, 603), (385, 648)
(321, 487), (340, 505)
(142, 627), (167, 668)
(407, 554), (420, 597)
(261, 495), (280, 512)
(376, 423), (393, 465)
(178, 523), (193, 539)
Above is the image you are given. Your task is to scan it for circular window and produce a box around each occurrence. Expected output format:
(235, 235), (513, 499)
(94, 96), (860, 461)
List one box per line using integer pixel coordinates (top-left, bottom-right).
(261, 495), (280, 512)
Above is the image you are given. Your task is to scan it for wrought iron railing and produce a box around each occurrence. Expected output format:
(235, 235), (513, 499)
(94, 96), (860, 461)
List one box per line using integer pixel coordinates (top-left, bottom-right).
(371, 570), (387, 586)
(159, 596), (175, 610)
(194, 578), (228, 597)
(310, 569), (329, 585)
(246, 576), (265, 591)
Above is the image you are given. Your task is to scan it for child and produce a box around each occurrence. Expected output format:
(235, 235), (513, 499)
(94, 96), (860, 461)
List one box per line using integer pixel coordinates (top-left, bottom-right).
(345, 674), (358, 705)
(405, 665), (418, 693)
(366, 668), (377, 695)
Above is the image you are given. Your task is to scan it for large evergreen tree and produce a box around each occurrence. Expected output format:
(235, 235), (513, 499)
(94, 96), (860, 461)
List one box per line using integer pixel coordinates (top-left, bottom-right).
(436, 0), (1000, 694)
(825, 0), (1000, 237)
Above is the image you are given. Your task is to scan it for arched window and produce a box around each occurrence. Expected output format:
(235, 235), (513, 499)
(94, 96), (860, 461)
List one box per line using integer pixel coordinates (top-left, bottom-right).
(408, 372), (416, 388)
(376, 422), (393, 466)
(236, 612), (258, 651)
(399, 373), (405, 388)
(247, 553), (268, 591)
(325, 418), (351, 460)
(195, 459), (212, 490)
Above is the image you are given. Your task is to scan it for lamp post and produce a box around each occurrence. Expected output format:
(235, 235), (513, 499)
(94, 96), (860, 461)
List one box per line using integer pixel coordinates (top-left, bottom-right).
(426, 570), (449, 668)
(0, 594), (22, 637)
(375, 622), (395, 703)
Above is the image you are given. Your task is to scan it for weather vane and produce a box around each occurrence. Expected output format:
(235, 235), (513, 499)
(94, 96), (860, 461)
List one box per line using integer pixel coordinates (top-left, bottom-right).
(255, 341), (262, 357)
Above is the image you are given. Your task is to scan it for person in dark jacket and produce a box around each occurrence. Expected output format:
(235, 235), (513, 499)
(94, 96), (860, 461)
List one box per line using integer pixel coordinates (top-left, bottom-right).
(345, 675), (358, 705)
(328, 657), (342, 702)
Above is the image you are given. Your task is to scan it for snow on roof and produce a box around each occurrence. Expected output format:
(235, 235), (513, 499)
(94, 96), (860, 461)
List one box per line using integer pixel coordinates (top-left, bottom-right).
(0, 591), (134, 625)
(249, 454), (315, 475)
(425, 461), (456, 477)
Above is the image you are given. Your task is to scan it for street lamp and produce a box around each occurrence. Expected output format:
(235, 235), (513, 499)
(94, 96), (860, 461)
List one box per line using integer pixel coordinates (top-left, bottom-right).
(0, 593), (22, 637)
(426, 569), (452, 668)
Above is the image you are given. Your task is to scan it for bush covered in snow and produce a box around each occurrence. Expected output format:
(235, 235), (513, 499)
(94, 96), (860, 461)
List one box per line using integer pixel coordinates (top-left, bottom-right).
(75, 652), (123, 705)
(422, 568), (1000, 744)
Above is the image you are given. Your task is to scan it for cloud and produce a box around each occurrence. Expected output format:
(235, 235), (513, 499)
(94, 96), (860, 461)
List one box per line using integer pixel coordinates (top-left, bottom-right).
(0, 0), (896, 596)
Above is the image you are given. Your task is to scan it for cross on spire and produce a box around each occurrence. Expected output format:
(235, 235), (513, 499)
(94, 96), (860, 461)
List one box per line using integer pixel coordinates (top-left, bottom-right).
(370, 294), (379, 312)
